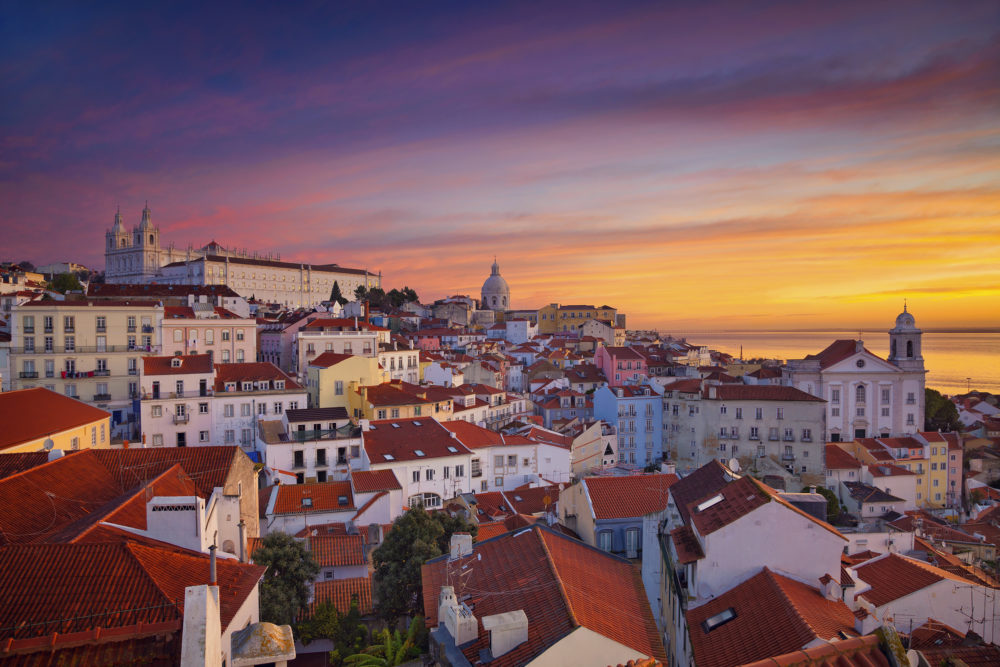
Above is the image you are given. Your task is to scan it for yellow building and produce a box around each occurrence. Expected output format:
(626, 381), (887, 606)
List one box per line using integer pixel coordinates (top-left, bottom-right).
(845, 437), (949, 509)
(0, 387), (112, 453)
(306, 352), (386, 410)
(537, 303), (618, 335)
(9, 298), (164, 437)
(349, 380), (453, 422)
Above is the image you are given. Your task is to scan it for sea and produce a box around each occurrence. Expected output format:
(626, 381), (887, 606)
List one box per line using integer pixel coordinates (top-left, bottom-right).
(663, 331), (1000, 395)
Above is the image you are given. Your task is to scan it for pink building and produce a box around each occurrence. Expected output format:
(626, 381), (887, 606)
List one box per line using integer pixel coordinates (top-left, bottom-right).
(161, 305), (257, 364)
(594, 345), (648, 387)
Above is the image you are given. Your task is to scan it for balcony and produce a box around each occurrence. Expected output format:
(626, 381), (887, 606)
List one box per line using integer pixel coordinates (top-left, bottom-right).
(94, 370), (111, 377)
(781, 452), (795, 461)
(128, 368), (138, 375)
(172, 413), (190, 424)
(801, 436), (813, 442)
(96, 326), (106, 333)
(64, 326), (75, 333)
(783, 434), (795, 441)
(127, 326), (136, 333)
(44, 326), (53, 334)
(19, 371), (38, 378)
(142, 325), (154, 333)
(142, 390), (214, 400)
(23, 327), (34, 334)
(768, 433), (780, 441)
(93, 393), (112, 401)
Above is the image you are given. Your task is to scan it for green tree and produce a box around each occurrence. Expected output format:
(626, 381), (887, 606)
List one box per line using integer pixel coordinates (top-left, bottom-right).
(354, 285), (368, 301)
(925, 388), (962, 432)
(253, 532), (320, 626)
(401, 286), (418, 303)
(806, 486), (842, 524)
(431, 512), (477, 553)
(48, 272), (83, 293)
(387, 289), (405, 309)
(18, 260), (35, 272)
(330, 281), (349, 306)
(342, 617), (423, 667)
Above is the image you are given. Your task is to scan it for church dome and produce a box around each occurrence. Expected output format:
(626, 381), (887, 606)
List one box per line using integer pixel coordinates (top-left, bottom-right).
(892, 303), (918, 331)
(481, 259), (510, 311)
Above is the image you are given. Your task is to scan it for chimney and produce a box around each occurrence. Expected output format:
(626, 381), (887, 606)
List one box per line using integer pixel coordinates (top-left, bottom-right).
(209, 544), (217, 586)
(482, 611), (529, 659)
(181, 584), (221, 667)
(438, 586), (478, 646)
(820, 574), (842, 601)
(853, 603), (880, 635)
(450, 532), (473, 560)
(808, 485), (817, 494)
(238, 520), (246, 563)
(359, 419), (370, 431)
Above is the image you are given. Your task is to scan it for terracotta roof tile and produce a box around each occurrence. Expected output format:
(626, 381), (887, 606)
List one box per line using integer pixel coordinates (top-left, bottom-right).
(825, 445), (862, 469)
(309, 535), (366, 567)
(708, 385), (824, 402)
(670, 525), (704, 564)
(309, 352), (356, 368)
(272, 482), (354, 515)
(584, 474), (679, 520)
(421, 524), (664, 665)
(441, 421), (504, 448)
(142, 353), (213, 376)
(351, 469), (401, 493)
(213, 362), (302, 391)
(686, 568), (858, 667)
(363, 418), (472, 463)
(475, 521), (509, 542)
(0, 388), (110, 451)
(852, 553), (976, 607)
(307, 577), (373, 616)
(669, 460), (735, 525)
(0, 452), (50, 480)
(738, 634), (890, 667)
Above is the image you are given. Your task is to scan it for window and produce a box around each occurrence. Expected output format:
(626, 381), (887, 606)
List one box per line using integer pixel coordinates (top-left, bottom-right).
(906, 414), (915, 425)
(391, 408), (400, 418)
(63, 316), (74, 332)
(881, 388), (890, 404)
(802, 429), (812, 441)
(293, 451), (304, 467)
(225, 430), (235, 443)
(289, 401), (299, 411)
(335, 380), (344, 395)
(776, 408), (784, 420)
(832, 407), (840, 417)
(625, 528), (640, 557)
(241, 404), (251, 416)
(241, 428), (253, 445)
(174, 330), (183, 343)
(236, 350), (245, 362)
(598, 531), (612, 552)
(22, 315), (34, 333)
(221, 350), (231, 362)
(735, 407), (742, 419)
(507, 455), (517, 467)
(755, 408), (763, 420)
(222, 330), (231, 341)
(44, 359), (54, 378)
(425, 468), (434, 481)
(224, 404), (234, 417)
(64, 383), (77, 398)
(412, 470), (420, 483)
(258, 403), (267, 415)
(855, 385), (865, 403)
(199, 402), (209, 414)
(881, 407), (890, 417)
(749, 427), (760, 440)
(152, 434), (163, 447)
(176, 380), (184, 395)
(199, 430), (209, 442)
(906, 392), (916, 405)
(456, 464), (464, 477)
(495, 476), (503, 486)
(151, 405), (163, 418)
(44, 337), (53, 353)
(206, 329), (214, 344)
(443, 466), (450, 479)
(376, 409), (386, 419)
(64, 336), (74, 352)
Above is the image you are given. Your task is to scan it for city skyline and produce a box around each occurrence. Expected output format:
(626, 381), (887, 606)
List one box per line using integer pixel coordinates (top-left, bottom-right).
(3, 1), (999, 330)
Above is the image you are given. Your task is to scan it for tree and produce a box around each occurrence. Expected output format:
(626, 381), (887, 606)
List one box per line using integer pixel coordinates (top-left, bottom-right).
(342, 617), (424, 667)
(925, 388), (962, 432)
(354, 285), (368, 301)
(806, 486), (842, 524)
(17, 260), (35, 272)
(253, 532), (320, 626)
(296, 598), (369, 665)
(48, 272), (83, 293)
(330, 281), (348, 306)
(371, 506), (475, 624)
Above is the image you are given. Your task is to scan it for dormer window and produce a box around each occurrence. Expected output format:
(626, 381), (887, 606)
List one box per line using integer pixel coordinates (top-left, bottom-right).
(702, 608), (737, 632)
(338, 495), (348, 506)
(242, 382), (253, 391)
(171, 358), (182, 368)
(275, 380), (285, 390)
(302, 498), (313, 508)
(225, 382), (237, 392)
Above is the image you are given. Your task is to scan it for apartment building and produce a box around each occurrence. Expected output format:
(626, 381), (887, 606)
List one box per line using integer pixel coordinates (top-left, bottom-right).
(593, 384), (663, 467)
(161, 304), (256, 363)
(10, 299), (163, 436)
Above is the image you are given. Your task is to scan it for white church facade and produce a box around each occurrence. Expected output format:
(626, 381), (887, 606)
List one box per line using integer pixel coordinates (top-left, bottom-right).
(784, 307), (926, 442)
(104, 205), (380, 308)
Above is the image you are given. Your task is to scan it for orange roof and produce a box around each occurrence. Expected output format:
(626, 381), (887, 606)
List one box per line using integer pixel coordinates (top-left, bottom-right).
(0, 388), (109, 451)
(272, 482), (354, 515)
(141, 353), (213, 376)
(475, 521), (509, 542)
(0, 541), (264, 641)
(307, 576), (372, 615)
(686, 568), (857, 667)
(363, 418), (472, 463)
(739, 634), (890, 667)
(309, 352), (356, 368)
(0, 451), (49, 480)
(852, 553), (977, 607)
(805, 339), (879, 369)
(309, 534), (366, 567)
(421, 524), (665, 665)
(584, 474), (679, 520)
(442, 421), (504, 448)
(213, 361), (302, 391)
(670, 525), (704, 564)
(709, 385), (824, 402)
(825, 445), (862, 469)
(351, 469), (401, 493)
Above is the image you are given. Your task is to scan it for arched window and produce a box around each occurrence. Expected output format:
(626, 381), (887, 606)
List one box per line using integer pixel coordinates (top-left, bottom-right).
(891, 340), (897, 357)
(120, 238), (126, 248)
(906, 340), (913, 358)
(855, 384), (866, 403)
(149, 234), (155, 244)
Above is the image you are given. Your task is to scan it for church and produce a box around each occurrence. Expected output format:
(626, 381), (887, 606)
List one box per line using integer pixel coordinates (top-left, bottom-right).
(104, 205), (380, 308)
(784, 306), (926, 441)
(480, 258), (510, 311)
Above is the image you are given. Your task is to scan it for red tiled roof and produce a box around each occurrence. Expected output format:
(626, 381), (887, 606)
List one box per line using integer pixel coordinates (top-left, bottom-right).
(661, 379), (702, 393)
(307, 576), (372, 616)
(272, 482), (355, 515)
(686, 568), (858, 667)
(0, 388), (109, 451)
(475, 521), (509, 542)
(213, 362), (302, 391)
(825, 445), (862, 469)
(670, 525), (704, 564)
(309, 534), (366, 567)
(363, 418), (472, 463)
(309, 352), (356, 368)
(0, 452), (50, 480)
(739, 634), (890, 667)
(805, 339), (880, 369)
(421, 524), (665, 665)
(441, 421), (504, 448)
(351, 469), (401, 493)
(708, 385), (824, 402)
(142, 353), (213, 376)
(908, 618), (966, 650)
(584, 474), (679, 520)
(602, 346), (645, 360)
(918, 644), (1000, 666)
(852, 553), (976, 607)
(669, 460), (735, 525)
(90, 446), (242, 499)
(0, 541), (264, 640)
(687, 475), (770, 536)
(505, 485), (561, 515)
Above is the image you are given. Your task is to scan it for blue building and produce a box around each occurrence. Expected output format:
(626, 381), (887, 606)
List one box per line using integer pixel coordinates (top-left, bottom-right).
(593, 384), (663, 466)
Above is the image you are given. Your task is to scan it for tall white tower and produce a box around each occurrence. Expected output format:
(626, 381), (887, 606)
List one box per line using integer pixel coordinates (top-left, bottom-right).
(887, 302), (924, 373)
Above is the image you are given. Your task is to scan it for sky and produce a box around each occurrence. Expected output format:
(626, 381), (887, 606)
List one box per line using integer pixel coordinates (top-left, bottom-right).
(2, 0), (998, 330)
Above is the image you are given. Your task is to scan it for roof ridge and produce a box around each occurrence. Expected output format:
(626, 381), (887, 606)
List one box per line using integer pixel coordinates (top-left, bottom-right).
(121, 542), (184, 616)
(534, 527), (580, 630)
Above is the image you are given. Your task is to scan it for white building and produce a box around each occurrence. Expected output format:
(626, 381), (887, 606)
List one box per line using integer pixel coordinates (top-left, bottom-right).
(359, 417), (475, 509)
(257, 407), (361, 485)
(212, 362), (307, 449)
(784, 308), (926, 442)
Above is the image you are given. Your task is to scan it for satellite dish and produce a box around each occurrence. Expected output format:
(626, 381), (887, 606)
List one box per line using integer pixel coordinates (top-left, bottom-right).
(728, 458), (741, 473)
(43, 438), (54, 451)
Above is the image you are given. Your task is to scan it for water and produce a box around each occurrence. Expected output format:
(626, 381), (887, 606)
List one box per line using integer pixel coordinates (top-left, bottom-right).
(664, 330), (1000, 395)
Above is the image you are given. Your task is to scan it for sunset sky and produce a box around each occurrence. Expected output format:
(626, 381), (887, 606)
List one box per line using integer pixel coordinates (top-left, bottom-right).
(2, 1), (998, 330)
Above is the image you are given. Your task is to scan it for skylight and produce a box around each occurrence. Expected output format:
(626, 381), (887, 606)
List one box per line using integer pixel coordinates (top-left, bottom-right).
(391, 423), (400, 429)
(383, 454), (395, 461)
(702, 608), (736, 632)
(447, 446), (458, 453)
(302, 498), (313, 507)
(413, 421), (422, 426)
(695, 494), (725, 512)
(415, 450), (425, 457)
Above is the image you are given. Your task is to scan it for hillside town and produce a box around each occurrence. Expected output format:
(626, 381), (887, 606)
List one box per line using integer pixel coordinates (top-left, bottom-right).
(1, 236), (999, 667)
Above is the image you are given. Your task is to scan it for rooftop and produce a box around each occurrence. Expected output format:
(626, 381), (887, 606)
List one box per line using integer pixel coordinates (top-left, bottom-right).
(0, 388), (110, 451)
(363, 418), (473, 464)
(584, 473), (679, 520)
